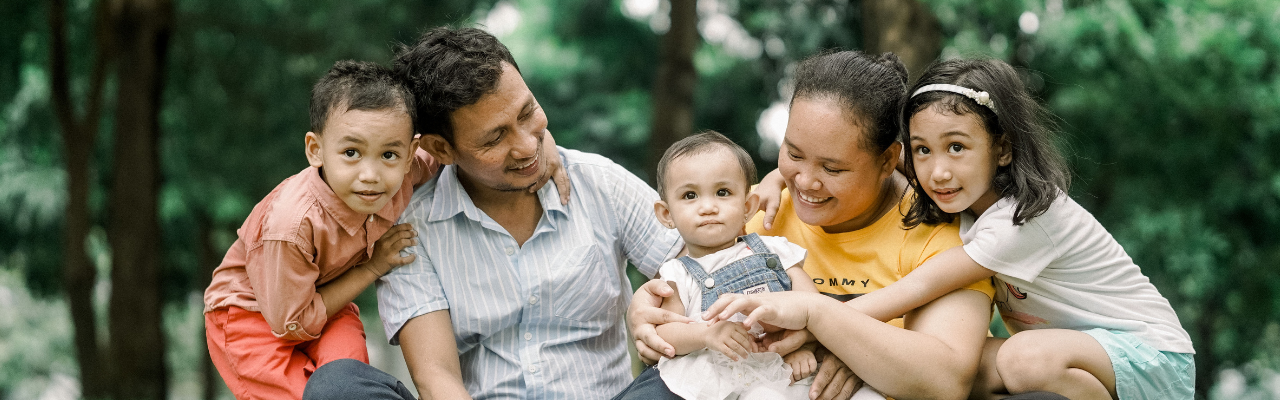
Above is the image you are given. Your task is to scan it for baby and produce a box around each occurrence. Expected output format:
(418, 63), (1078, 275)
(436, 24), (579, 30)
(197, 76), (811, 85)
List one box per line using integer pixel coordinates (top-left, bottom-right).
(649, 131), (819, 400)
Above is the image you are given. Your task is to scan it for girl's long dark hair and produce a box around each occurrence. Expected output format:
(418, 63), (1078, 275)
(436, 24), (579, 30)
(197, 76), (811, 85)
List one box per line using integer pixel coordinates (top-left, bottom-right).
(901, 59), (1070, 227)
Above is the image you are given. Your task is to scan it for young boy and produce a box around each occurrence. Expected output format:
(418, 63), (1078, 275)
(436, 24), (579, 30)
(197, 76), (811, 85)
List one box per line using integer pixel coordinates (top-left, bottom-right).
(638, 131), (821, 399)
(203, 60), (567, 399)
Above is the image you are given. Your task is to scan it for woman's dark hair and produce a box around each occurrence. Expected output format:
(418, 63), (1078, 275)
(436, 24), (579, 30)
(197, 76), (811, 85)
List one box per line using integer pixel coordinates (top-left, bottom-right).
(900, 59), (1070, 227)
(309, 60), (415, 135)
(393, 26), (519, 144)
(791, 50), (908, 153)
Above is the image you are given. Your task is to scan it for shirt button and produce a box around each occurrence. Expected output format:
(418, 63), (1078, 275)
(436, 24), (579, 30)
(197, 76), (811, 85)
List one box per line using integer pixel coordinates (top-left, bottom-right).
(528, 366), (538, 373)
(703, 278), (715, 288)
(529, 296), (539, 305)
(286, 323), (298, 331)
(524, 332), (533, 340)
(505, 247), (515, 255)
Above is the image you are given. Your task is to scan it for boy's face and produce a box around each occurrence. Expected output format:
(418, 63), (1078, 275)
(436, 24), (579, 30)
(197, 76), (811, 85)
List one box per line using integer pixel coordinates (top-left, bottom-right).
(655, 146), (760, 258)
(305, 106), (418, 215)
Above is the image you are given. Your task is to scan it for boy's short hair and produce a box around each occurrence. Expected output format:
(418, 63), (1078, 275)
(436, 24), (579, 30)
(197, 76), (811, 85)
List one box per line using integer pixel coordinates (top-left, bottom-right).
(309, 60), (415, 134)
(656, 131), (757, 200)
(392, 27), (519, 144)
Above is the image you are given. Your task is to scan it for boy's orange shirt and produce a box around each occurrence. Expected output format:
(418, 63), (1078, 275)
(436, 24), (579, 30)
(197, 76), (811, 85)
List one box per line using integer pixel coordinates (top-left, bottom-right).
(203, 149), (438, 341)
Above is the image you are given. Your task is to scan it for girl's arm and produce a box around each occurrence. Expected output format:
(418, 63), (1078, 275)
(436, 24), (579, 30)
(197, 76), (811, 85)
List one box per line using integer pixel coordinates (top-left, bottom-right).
(846, 246), (996, 322)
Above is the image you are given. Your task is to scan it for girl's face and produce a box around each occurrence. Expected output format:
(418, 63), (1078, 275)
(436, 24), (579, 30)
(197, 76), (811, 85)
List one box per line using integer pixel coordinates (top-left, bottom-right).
(907, 106), (1011, 216)
(778, 97), (900, 233)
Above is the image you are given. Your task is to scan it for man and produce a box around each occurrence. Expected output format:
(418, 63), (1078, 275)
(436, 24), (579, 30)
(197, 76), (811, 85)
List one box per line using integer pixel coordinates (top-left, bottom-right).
(305, 27), (682, 400)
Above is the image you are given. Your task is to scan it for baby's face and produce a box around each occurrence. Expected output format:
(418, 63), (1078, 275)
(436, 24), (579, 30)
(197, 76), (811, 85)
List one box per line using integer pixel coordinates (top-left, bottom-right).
(306, 107), (417, 215)
(659, 147), (753, 257)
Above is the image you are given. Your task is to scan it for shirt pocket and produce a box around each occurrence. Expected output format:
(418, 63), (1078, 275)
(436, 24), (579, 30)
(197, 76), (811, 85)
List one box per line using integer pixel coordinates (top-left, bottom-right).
(551, 245), (620, 323)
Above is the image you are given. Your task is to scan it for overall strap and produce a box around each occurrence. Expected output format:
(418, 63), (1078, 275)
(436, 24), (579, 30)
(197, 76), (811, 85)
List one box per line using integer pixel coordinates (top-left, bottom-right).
(741, 233), (771, 255)
(678, 256), (711, 282)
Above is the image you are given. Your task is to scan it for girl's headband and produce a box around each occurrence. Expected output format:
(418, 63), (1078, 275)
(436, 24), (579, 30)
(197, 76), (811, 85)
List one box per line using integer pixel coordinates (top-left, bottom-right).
(911, 84), (997, 115)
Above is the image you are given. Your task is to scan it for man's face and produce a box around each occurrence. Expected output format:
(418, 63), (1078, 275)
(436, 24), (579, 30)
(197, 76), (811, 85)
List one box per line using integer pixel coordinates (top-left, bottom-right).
(441, 63), (550, 194)
(305, 107), (417, 214)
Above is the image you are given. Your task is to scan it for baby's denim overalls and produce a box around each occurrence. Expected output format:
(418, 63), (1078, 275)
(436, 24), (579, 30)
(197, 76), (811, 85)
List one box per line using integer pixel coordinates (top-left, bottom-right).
(680, 233), (793, 312)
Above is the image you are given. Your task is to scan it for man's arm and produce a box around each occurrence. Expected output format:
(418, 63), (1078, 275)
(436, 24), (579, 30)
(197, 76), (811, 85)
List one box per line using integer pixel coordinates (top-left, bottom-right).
(399, 310), (471, 400)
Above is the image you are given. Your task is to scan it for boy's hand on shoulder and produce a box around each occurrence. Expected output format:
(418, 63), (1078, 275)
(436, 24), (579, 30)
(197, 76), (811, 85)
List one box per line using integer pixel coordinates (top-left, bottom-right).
(782, 346), (817, 383)
(363, 223), (418, 277)
(529, 129), (571, 205)
(705, 320), (754, 361)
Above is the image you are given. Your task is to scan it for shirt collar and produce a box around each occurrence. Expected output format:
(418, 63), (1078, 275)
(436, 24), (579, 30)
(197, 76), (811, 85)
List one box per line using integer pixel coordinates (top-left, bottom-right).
(304, 167), (373, 236)
(427, 164), (569, 224)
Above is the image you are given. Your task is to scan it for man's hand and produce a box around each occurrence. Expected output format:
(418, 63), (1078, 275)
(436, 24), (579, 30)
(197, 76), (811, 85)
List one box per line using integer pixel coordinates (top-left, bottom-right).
(809, 347), (862, 400)
(530, 129), (571, 205)
(361, 223), (417, 277)
(629, 279), (693, 363)
(706, 321), (756, 361)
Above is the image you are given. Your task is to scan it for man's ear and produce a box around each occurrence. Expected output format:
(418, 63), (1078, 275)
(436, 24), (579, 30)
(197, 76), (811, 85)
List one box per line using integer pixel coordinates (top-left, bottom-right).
(880, 141), (903, 179)
(420, 134), (457, 165)
(305, 132), (324, 168)
(654, 200), (675, 229)
(996, 137), (1013, 167)
(744, 192), (761, 222)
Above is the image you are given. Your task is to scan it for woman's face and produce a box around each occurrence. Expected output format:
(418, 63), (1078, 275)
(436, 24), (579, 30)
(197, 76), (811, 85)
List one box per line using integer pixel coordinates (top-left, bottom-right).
(778, 97), (897, 233)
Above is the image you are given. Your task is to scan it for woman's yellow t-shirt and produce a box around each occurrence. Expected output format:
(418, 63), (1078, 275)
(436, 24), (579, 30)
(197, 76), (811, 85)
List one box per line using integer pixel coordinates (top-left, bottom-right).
(747, 189), (995, 327)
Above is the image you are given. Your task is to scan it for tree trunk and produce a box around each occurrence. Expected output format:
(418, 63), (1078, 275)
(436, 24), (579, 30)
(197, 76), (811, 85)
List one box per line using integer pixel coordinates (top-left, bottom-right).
(106, 0), (173, 398)
(48, 0), (113, 397)
(860, 0), (941, 83)
(646, 0), (699, 185)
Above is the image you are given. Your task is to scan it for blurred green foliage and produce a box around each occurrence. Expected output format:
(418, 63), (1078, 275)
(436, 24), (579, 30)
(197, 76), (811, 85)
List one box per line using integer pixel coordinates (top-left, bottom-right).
(2, 0), (1279, 398)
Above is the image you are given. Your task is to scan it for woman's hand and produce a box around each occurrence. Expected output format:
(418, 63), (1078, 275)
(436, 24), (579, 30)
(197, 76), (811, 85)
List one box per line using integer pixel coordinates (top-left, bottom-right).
(750, 169), (787, 230)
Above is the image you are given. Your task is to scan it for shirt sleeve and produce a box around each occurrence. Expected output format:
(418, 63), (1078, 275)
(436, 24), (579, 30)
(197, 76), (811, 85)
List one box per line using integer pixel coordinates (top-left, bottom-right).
(609, 165), (683, 278)
(376, 224), (449, 345)
(963, 215), (1057, 283)
(409, 147), (441, 188)
(244, 238), (327, 341)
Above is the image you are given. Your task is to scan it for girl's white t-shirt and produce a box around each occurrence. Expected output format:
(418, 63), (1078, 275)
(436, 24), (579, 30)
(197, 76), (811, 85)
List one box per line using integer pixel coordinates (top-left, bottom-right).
(659, 235), (807, 323)
(960, 193), (1194, 353)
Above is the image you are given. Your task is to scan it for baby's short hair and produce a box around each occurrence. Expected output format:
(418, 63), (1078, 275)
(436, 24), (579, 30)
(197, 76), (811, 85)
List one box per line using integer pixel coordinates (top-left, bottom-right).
(309, 60), (415, 134)
(656, 131), (757, 200)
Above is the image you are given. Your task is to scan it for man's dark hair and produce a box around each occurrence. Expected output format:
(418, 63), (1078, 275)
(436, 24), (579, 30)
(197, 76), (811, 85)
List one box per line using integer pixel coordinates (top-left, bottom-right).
(393, 27), (520, 144)
(309, 60), (415, 134)
(656, 131), (757, 201)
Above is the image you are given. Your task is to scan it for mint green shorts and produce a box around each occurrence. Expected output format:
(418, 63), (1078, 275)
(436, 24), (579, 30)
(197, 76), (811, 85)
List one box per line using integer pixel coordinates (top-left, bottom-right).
(1083, 328), (1195, 400)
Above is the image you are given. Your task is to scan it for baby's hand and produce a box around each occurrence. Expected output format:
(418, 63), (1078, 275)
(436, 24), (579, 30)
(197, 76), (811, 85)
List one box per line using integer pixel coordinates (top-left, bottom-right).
(705, 320), (755, 361)
(363, 223), (417, 277)
(751, 169), (786, 230)
(782, 346), (817, 383)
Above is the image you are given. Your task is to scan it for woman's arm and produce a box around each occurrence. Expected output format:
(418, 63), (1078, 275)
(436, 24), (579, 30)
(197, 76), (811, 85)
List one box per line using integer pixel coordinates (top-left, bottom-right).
(399, 310), (472, 400)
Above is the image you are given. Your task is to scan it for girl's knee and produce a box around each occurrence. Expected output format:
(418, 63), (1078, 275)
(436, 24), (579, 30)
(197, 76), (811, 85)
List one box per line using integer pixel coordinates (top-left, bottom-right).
(995, 335), (1065, 391)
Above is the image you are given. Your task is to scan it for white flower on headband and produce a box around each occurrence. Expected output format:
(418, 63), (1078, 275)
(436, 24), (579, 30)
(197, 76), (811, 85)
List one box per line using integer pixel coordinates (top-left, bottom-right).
(912, 84), (997, 114)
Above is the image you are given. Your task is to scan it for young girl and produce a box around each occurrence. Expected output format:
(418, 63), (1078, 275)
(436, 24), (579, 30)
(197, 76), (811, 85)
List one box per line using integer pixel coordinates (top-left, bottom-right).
(847, 58), (1195, 400)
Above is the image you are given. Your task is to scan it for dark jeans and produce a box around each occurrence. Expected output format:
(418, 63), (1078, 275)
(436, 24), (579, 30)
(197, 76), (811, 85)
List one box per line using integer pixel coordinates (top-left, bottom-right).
(610, 365), (683, 400)
(303, 358), (416, 400)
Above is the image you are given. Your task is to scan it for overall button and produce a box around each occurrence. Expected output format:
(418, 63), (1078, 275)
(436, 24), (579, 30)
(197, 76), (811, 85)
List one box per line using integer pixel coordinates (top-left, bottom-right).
(524, 332), (533, 340)
(766, 258), (779, 269)
(528, 296), (539, 305)
(703, 278), (715, 288)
